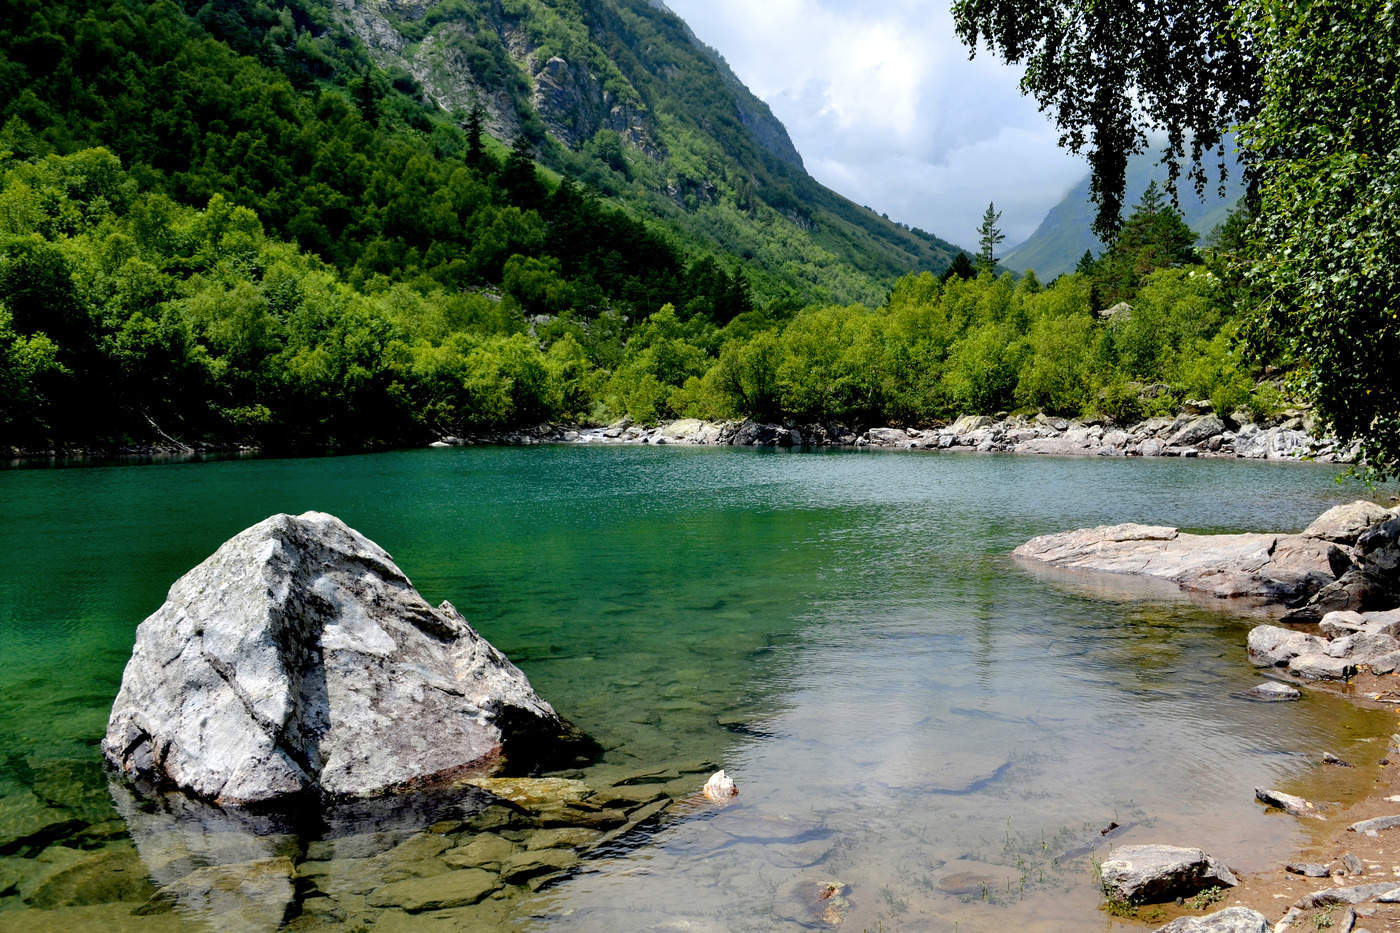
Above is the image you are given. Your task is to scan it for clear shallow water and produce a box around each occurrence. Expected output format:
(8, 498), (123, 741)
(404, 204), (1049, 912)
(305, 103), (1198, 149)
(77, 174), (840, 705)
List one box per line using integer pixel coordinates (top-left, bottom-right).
(0, 446), (1393, 931)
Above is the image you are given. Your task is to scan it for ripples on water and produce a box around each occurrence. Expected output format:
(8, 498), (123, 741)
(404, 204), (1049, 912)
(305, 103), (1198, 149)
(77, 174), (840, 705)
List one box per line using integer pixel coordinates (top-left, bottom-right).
(0, 447), (1391, 931)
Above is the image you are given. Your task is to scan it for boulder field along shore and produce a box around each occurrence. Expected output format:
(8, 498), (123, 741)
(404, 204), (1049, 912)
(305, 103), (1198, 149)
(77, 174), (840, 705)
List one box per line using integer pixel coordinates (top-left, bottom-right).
(103, 511), (595, 807)
(436, 405), (1351, 464)
(1017, 500), (1400, 933)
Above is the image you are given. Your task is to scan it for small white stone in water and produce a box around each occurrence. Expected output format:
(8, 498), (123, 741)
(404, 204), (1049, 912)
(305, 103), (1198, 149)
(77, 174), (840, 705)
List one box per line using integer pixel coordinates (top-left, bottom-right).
(703, 769), (738, 801)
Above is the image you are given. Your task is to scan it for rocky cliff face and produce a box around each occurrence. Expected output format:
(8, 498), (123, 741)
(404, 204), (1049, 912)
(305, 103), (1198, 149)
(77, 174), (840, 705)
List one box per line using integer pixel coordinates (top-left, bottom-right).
(332, 0), (804, 186)
(318, 0), (961, 303)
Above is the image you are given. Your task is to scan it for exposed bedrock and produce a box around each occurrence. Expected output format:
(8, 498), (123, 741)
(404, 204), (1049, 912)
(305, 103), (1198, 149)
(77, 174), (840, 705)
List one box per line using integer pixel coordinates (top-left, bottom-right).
(1014, 501), (1400, 608)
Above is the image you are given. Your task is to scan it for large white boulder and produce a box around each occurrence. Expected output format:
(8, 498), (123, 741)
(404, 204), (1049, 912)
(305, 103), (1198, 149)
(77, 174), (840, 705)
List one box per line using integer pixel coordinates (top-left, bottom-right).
(103, 512), (591, 805)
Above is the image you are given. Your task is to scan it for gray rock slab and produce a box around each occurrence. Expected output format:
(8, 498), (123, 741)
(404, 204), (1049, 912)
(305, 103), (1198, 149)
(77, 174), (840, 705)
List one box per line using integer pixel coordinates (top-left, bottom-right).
(1153, 906), (1270, 933)
(1306, 502), (1396, 544)
(1349, 814), (1400, 834)
(1369, 651), (1400, 674)
(1322, 611), (1370, 637)
(1014, 525), (1335, 602)
(1287, 862), (1332, 877)
(1293, 881), (1400, 908)
(1249, 626), (1326, 668)
(104, 512), (591, 805)
(1289, 653), (1356, 680)
(1099, 844), (1237, 903)
(1327, 631), (1400, 661)
(1361, 609), (1400, 636)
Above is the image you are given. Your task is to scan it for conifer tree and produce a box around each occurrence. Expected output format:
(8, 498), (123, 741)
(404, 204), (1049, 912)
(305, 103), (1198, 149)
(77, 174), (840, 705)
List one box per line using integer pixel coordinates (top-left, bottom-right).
(501, 134), (543, 208)
(464, 103), (485, 169)
(941, 251), (976, 282)
(976, 202), (1004, 272)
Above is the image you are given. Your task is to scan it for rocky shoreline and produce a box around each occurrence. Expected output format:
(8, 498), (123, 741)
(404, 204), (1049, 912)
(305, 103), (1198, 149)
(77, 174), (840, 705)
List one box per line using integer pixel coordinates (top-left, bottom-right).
(437, 405), (1353, 465)
(7, 403), (1347, 468)
(1017, 501), (1400, 932)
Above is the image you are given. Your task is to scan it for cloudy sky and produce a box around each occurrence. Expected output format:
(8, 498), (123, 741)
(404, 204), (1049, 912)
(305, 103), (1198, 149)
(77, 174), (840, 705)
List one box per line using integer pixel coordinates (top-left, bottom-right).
(662, 0), (1088, 250)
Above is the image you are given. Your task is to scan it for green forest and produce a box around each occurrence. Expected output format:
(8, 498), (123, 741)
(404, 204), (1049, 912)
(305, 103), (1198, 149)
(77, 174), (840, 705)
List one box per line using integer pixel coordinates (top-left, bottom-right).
(0, 0), (1395, 471)
(0, 144), (1260, 450)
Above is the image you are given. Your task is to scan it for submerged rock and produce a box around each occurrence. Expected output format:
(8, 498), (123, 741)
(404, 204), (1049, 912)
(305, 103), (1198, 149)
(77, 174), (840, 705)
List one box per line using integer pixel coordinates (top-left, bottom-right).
(1098, 844), (1237, 903)
(1153, 906), (1270, 933)
(157, 857), (295, 933)
(1241, 681), (1302, 701)
(366, 868), (498, 911)
(103, 512), (593, 806)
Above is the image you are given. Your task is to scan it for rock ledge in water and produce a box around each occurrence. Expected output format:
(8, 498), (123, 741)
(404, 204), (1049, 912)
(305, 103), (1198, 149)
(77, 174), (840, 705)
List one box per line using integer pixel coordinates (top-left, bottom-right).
(1013, 523), (1335, 602)
(103, 511), (592, 805)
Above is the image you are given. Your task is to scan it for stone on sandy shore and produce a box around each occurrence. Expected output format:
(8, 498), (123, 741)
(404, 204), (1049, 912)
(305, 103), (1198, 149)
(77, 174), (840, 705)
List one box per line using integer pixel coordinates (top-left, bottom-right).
(1293, 881), (1400, 907)
(1013, 524), (1335, 602)
(1249, 621), (1399, 678)
(1098, 844), (1237, 903)
(1153, 906), (1270, 933)
(1348, 814), (1400, 835)
(1286, 863), (1331, 877)
(104, 512), (592, 805)
(1242, 681), (1301, 701)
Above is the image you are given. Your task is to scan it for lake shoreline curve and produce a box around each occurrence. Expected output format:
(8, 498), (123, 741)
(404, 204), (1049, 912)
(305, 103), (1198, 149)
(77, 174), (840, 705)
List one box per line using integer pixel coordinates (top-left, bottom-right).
(1016, 501), (1400, 931)
(438, 407), (1353, 465)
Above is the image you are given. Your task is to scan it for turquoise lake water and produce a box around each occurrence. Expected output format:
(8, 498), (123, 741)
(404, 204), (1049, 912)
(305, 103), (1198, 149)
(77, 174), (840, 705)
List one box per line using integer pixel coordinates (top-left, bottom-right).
(0, 446), (1392, 931)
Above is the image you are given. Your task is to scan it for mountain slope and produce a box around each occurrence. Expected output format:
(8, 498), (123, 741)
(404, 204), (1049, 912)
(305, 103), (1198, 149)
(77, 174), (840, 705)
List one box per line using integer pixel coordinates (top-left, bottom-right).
(1004, 146), (1246, 279)
(329, 0), (963, 303)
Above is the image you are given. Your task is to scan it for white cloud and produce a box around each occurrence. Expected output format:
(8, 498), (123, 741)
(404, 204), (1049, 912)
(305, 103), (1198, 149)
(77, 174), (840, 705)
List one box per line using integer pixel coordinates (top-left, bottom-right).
(663, 0), (1086, 250)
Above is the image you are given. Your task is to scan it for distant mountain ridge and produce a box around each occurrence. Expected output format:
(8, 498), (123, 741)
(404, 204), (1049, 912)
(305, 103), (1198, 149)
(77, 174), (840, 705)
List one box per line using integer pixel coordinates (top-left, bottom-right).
(334, 0), (962, 303)
(1004, 145), (1246, 279)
